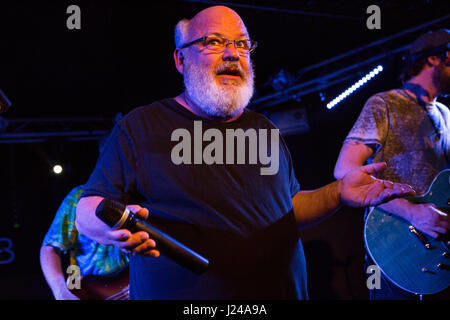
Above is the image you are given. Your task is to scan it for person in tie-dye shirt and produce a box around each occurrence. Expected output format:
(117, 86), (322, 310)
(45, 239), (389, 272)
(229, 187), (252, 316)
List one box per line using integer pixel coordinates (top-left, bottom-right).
(40, 185), (129, 300)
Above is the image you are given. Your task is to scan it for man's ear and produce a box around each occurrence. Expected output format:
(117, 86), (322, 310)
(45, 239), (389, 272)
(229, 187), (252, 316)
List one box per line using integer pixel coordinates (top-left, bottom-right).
(174, 48), (185, 74)
(427, 55), (441, 67)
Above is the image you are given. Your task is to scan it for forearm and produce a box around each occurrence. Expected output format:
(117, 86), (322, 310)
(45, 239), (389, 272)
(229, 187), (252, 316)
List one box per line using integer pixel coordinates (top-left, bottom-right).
(377, 196), (450, 238)
(334, 142), (374, 179)
(75, 196), (110, 244)
(377, 198), (415, 221)
(294, 162), (416, 231)
(40, 246), (69, 298)
(334, 163), (358, 180)
(292, 180), (342, 229)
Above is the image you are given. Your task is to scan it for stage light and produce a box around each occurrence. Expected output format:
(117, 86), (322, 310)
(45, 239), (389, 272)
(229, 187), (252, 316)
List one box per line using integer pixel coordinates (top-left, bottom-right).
(319, 92), (326, 102)
(53, 164), (63, 174)
(326, 65), (384, 109)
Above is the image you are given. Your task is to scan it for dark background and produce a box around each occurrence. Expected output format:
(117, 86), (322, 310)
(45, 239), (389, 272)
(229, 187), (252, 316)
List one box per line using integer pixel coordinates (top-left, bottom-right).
(0, 0), (448, 299)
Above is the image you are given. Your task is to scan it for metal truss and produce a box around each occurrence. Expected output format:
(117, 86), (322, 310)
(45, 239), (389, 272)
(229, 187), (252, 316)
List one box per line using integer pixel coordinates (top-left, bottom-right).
(0, 7), (447, 143)
(249, 14), (450, 111)
(0, 117), (114, 144)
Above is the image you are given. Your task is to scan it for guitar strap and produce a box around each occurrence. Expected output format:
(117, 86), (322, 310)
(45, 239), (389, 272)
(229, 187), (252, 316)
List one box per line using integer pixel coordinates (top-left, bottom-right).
(402, 83), (450, 165)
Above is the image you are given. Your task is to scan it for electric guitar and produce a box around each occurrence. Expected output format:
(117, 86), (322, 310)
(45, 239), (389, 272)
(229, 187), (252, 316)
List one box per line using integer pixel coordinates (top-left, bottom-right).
(364, 169), (450, 295)
(70, 267), (129, 300)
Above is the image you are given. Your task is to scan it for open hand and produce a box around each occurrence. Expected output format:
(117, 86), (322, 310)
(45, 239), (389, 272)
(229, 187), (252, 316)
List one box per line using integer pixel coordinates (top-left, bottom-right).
(339, 162), (415, 207)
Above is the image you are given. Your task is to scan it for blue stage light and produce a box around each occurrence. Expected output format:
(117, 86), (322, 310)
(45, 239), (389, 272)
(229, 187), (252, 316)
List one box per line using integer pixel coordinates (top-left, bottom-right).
(327, 65), (384, 109)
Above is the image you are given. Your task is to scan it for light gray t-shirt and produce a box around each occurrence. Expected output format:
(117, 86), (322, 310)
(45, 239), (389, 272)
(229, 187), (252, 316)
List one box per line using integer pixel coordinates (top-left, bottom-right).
(344, 89), (450, 194)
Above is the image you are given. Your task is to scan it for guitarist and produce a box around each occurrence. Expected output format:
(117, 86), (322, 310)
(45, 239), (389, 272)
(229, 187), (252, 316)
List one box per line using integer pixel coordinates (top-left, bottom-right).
(334, 29), (450, 300)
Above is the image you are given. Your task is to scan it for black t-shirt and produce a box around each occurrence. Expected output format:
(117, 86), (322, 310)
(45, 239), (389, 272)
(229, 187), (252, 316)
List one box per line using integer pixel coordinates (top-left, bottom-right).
(82, 98), (308, 299)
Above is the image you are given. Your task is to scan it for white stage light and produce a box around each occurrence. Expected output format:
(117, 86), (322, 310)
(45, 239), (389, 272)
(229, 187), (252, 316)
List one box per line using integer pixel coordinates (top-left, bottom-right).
(327, 65), (384, 110)
(53, 164), (63, 174)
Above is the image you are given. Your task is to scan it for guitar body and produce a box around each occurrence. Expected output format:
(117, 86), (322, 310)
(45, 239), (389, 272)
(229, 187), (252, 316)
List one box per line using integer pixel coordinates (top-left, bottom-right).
(71, 267), (129, 300)
(364, 169), (450, 295)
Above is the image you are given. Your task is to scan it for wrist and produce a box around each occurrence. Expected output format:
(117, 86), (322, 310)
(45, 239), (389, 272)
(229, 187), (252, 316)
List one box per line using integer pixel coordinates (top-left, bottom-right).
(402, 201), (420, 222)
(53, 285), (71, 300)
(335, 179), (344, 208)
(379, 197), (415, 221)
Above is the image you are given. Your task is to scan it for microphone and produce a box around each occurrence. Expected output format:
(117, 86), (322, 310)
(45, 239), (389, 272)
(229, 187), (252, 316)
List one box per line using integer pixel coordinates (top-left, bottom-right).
(95, 198), (209, 274)
(0, 89), (12, 114)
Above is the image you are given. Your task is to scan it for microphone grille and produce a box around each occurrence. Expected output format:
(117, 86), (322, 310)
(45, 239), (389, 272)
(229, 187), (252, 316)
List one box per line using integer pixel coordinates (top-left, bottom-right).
(95, 198), (127, 228)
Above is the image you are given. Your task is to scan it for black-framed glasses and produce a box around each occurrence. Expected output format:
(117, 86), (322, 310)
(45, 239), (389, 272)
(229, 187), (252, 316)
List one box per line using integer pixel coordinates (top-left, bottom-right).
(180, 36), (257, 54)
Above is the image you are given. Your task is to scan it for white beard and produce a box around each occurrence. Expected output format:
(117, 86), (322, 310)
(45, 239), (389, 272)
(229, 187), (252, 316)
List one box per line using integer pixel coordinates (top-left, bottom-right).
(183, 59), (254, 118)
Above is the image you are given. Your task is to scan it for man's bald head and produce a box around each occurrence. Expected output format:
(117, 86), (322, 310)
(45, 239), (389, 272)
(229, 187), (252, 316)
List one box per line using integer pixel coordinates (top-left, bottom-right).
(175, 6), (249, 48)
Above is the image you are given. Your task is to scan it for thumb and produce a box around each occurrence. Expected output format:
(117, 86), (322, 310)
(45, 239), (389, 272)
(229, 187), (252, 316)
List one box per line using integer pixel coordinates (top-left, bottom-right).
(127, 205), (149, 220)
(359, 162), (387, 175)
(135, 208), (149, 220)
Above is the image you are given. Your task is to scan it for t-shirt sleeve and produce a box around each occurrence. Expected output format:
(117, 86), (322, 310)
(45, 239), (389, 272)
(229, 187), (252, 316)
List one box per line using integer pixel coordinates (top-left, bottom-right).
(278, 132), (301, 196)
(42, 186), (83, 251)
(81, 120), (138, 203)
(344, 94), (389, 154)
(435, 102), (450, 160)
(288, 155), (301, 196)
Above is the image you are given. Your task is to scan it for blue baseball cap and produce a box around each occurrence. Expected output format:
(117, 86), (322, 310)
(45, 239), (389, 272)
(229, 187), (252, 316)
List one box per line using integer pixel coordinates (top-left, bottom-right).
(410, 29), (450, 56)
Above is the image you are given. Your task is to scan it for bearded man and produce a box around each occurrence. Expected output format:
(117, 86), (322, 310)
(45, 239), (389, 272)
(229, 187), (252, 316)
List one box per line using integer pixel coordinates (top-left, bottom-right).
(75, 6), (413, 300)
(334, 29), (450, 300)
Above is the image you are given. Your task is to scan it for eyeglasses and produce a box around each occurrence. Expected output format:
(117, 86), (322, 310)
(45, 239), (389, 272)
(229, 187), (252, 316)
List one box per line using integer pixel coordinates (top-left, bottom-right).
(180, 36), (257, 54)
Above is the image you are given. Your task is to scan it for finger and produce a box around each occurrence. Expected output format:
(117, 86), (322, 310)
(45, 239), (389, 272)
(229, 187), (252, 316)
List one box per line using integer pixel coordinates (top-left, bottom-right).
(360, 162), (387, 175)
(132, 239), (157, 255)
(133, 208), (149, 220)
(111, 231), (149, 249)
(435, 219), (450, 230)
(144, 249), (160, 258)
(427, 230), (440, 239)
(383, 180), (394, 189)
(433, 226), (447, 235)
(126, 205), (150, 220)
(126, 204), (142, 213)
(402, 184), (415, 195)
(441, 216), (450, 224)
(374, 183), (414, 203)
(391, 183), (415, 196)
(368, 182), (412, 206)
(107, 229), (132, 242)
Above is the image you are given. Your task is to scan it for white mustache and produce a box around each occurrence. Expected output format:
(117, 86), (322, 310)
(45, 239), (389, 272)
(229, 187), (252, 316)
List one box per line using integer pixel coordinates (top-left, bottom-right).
(214, 63), (244, 78)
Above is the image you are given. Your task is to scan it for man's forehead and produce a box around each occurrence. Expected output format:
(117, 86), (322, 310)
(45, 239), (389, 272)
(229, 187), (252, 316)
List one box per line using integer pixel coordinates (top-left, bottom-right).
(188, 6), (249, 39)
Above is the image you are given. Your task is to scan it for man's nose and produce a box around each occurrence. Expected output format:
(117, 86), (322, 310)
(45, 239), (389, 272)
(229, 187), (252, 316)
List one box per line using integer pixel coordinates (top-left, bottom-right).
(222, 42), (240, 61)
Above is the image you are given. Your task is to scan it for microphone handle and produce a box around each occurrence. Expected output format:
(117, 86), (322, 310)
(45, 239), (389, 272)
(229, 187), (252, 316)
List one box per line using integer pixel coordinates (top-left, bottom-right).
(124, 215), (209, 274)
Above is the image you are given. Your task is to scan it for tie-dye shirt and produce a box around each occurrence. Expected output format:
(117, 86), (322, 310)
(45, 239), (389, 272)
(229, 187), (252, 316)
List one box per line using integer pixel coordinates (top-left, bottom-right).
(42, 185), (129, 276)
